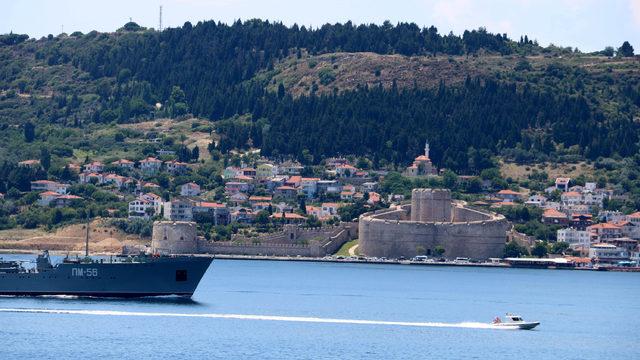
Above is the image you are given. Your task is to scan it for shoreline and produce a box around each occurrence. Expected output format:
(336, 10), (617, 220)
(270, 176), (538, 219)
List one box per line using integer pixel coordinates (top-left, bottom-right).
(2, 250), (639, 272)
(213, 254), (640, 271)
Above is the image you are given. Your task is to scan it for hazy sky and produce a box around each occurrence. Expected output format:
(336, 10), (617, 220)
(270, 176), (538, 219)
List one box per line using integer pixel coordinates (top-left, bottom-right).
(2, 0), (639, 52)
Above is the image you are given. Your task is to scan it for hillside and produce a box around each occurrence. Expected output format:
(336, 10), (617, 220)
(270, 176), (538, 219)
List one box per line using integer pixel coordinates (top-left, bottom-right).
(263, 51), (640, 103)
(0, 20), (639, 172)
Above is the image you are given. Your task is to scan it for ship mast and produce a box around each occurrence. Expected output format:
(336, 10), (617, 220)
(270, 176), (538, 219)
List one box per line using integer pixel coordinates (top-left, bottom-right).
(85, 216), (90, 257)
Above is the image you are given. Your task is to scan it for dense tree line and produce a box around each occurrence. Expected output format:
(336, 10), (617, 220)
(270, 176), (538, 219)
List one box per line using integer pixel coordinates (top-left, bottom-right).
(216, 78), (638, 173)
(36, 20), (527, 119)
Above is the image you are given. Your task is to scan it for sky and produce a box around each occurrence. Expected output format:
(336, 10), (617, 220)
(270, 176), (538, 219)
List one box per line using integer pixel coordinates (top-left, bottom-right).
(2, 0), (639, 52)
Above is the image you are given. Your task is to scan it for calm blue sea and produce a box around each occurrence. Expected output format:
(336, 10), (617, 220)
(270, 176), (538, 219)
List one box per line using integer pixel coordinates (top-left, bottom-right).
(1, 256), (638, 359)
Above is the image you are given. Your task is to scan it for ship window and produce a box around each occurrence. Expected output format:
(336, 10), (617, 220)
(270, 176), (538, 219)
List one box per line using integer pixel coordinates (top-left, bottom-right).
(176, 270), (187, 282)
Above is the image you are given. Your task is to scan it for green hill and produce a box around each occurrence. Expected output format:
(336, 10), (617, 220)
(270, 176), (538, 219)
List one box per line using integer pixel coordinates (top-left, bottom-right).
(0, 20), (638, 173)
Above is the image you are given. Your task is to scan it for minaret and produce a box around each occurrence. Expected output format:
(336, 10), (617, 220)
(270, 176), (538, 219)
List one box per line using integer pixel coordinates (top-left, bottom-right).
(424, 140), (430, 159)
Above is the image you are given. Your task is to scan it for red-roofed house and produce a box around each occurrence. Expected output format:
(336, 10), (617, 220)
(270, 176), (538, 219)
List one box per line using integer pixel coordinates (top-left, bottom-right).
(193, 202), (230, 225)
(103, 174), (129, 188)
(54, 194), (82, 207)
(367, 192), (381, 205)
(542, 208), (569, 225)
(165, 160), (189, 174)
(321, 202), (345, 218)
(496, 189), (522, 202)
(38, 191), (61, 206)
(30, 180), (69, 194)
(270, 212), (307, 224)
(561, 191), (582, 206)
(180, 182), (201, 196)
(340, 185), (356, 201)
(249, 195), (272, 205)
(335, 164), (357, 178)
(305, 205), (323, 219)
(627, 212), (640, 226)
(84, 161), (104, 173)
(129, 193), (163, 219)
(79, 172), (105, 184)
(140, 157), (162, 174)
(588, 223), (623, 243)
(111, 159), (135, 170)
(225, 182), (251, 194)
(274, 186), (298, 199)
(285, 176), (302, 188)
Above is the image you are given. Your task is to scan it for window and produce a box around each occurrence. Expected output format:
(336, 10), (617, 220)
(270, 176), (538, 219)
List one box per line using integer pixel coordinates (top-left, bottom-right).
(176, 270), (187, 282)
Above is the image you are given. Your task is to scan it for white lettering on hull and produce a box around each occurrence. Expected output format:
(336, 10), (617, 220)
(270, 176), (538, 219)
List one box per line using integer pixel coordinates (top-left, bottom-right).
(71, 268), (98, 277)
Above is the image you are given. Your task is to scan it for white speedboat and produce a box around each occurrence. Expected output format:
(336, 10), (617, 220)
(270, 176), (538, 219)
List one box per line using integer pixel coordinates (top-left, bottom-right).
(491, 314), (540, 330)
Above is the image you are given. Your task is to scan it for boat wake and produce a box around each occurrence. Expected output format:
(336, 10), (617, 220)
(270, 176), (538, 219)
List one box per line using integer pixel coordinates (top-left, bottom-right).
(0, 308), (511, 330)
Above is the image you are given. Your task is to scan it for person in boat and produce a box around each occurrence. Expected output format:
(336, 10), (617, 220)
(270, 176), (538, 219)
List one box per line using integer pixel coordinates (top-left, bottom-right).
(493, 316), (501, 324)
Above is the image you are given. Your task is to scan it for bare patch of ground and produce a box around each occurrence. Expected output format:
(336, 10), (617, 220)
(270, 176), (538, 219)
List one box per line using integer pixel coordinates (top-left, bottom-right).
(0, 219), (149, 254)
(118, 117), (217, 161)
(500, 161), (595, 181)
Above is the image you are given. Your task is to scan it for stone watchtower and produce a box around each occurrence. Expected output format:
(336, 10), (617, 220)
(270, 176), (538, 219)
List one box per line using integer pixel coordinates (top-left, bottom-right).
(410, 188), (452, 223)
(151, 221), (198, 254)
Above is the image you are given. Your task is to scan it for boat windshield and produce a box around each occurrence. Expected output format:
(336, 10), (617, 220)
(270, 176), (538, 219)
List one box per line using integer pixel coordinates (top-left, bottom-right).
(510, 317), (523, 322)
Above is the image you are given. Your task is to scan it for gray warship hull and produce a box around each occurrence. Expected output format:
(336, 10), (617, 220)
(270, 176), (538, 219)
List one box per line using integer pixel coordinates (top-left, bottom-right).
(0, 255), (213, 298)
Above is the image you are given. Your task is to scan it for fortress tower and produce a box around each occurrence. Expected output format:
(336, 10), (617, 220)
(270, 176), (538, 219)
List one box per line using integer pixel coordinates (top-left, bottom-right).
(410, 188), (452, 222)
(152, 221), (198, 254)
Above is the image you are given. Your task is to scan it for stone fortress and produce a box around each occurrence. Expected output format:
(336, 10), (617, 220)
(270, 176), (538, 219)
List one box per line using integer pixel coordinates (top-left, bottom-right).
(151, 220), (357, 256)
(152, 221), (198, 254)
(359, 189), (510, 259)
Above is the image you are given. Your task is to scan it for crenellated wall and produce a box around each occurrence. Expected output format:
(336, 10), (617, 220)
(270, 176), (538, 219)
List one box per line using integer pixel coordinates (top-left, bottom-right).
(359, 189), (510, 259)
(199, 223), (358, 257)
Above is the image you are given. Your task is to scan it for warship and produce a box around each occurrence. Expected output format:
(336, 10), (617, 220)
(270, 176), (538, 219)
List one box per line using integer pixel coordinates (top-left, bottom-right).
(0, 223), (213, 298)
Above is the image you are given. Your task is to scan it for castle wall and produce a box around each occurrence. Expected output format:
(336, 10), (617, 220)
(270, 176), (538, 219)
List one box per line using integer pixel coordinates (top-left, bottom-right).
(359, 217), (509, 259)
(452, 205), (492, 222)
(199, 224), (358, 257)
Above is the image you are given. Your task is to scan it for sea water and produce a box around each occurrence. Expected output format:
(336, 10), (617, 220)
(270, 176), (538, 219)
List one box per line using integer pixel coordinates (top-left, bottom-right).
(1, 257), (638, 359)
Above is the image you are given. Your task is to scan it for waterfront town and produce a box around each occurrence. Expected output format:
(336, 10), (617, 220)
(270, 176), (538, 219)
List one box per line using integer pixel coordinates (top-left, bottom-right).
(3, 137), (638, 270)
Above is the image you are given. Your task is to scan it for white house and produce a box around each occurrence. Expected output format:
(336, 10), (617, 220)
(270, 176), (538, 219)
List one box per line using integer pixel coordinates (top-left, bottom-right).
(84, 161), (104, 173)
(166, 160), (189, 174)
(321, 203), (344, 218)
(111, 159), (135, 170)
(163, 198), (193, 221)
(557, 228), (591, 249)
(525, 194), (547, 207)
(30, 180), (69, 194)
(140, 157), (162, 174)
(180, 182), (201, 196)
(589, 243), (629, 262)
(79, 172), (104, 184)
(38, 191), (61, 206)
(555, 177), (571, 192)
(128, 193), (163, 219)
(300, 177), (320, 198)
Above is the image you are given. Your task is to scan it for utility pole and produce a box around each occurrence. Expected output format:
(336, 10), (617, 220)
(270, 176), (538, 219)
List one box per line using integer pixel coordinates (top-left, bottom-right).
(159, 5), (163, 31)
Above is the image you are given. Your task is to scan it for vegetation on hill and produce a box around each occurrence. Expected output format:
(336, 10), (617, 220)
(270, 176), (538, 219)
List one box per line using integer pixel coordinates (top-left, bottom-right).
(0, 19), (639, 174)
